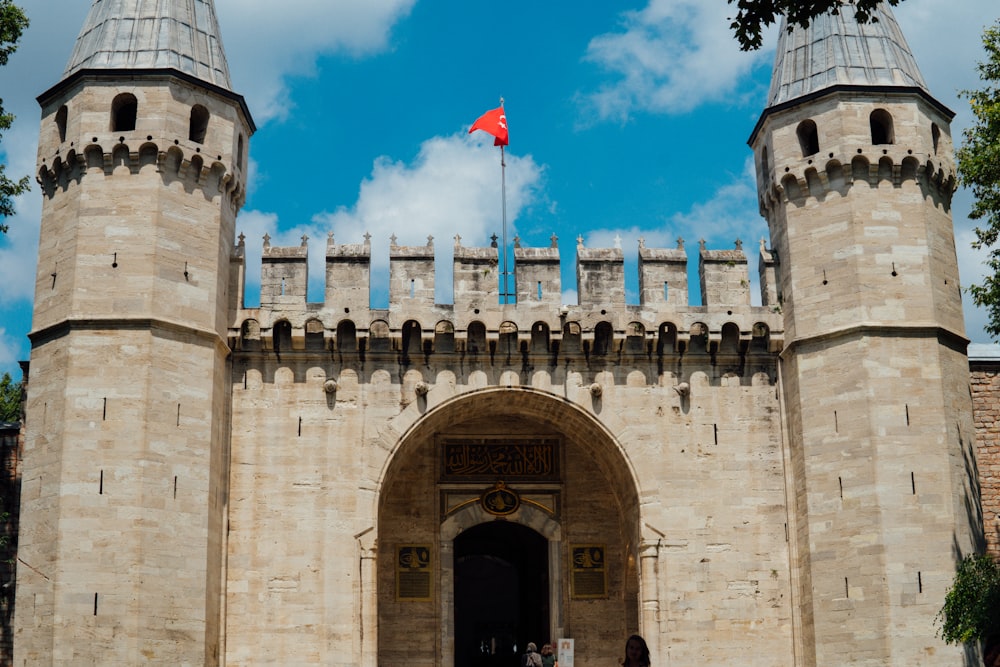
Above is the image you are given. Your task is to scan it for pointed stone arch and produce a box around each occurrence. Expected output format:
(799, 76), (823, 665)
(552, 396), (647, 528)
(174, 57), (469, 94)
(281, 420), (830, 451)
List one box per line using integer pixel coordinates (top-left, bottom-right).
(372, 386), (646, 667)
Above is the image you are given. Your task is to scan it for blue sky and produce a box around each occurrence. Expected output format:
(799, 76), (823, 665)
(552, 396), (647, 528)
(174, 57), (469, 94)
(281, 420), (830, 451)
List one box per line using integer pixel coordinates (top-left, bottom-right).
(0, 0), (997, 380)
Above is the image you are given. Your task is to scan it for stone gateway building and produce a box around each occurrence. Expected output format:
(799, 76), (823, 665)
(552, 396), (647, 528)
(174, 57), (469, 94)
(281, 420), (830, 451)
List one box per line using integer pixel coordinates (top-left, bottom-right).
(12, 1), (996, 665)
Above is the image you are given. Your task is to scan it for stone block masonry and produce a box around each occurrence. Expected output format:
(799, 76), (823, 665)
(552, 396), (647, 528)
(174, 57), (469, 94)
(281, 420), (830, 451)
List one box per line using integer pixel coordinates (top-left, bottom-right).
(971, 360), (1000, 556)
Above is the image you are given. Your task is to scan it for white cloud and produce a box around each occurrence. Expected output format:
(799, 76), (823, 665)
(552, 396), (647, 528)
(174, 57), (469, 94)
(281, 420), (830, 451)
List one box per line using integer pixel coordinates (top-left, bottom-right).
(580, 157), (767, 306)
(0, 0), (421, 317)
(0, 327), (18, 371)
(216, 0), (416, 122)
(580, 0), (773, 121)
(0, 135), (42, 308)
(239, 132), (544, 306)
(585, 227), (677, 252)
(0, 2), (88, 312)
(666, 157), (766, 246)
(954, 211), (992, 341)
(895, 0), (1000, 343)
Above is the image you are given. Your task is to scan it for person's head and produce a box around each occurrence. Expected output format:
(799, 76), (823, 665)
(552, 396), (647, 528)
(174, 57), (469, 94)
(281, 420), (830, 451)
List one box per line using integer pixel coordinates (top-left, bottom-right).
(526, 642), (537, 653)
(541, 643), (553, 655)
(623, 634), (650, 666)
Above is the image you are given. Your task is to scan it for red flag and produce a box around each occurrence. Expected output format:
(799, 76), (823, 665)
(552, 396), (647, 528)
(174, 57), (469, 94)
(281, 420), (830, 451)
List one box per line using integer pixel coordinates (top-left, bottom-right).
(469, 106), (508, 146)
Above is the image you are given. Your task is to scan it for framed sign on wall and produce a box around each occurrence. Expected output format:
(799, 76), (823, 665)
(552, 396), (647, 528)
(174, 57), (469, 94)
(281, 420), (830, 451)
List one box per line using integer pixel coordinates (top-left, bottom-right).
(396, 544), (432, 601)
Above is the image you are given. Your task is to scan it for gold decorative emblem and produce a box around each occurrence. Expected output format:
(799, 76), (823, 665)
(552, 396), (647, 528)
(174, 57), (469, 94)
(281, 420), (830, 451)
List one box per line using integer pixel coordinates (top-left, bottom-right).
(481, 481), (520, 516)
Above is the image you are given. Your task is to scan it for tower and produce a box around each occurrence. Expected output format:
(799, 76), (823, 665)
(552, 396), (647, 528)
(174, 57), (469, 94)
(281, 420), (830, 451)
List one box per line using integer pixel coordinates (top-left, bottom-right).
(16, 0), (253, 664)
(750, 7), (981, 665)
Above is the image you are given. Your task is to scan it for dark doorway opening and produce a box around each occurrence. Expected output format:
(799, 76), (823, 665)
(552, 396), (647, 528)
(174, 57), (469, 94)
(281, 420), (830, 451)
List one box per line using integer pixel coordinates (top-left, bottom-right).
(454, 521), (549, 667)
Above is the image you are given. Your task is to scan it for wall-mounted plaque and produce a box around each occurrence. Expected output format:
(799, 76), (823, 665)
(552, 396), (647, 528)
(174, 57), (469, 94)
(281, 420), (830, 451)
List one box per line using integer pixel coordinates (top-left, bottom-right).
(440, 436), (560, 482)
(570, 544), (607, 599)
(396, 544), (432, 601)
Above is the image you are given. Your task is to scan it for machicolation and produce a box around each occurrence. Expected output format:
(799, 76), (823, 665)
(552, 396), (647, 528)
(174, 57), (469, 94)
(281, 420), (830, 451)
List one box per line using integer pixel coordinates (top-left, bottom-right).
(231, 233), (785, 373)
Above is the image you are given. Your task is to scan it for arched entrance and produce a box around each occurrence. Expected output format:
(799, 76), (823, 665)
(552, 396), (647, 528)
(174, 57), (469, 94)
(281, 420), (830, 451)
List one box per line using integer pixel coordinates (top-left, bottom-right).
(454, 522), (548, 667)
(375, 387), (642, 667)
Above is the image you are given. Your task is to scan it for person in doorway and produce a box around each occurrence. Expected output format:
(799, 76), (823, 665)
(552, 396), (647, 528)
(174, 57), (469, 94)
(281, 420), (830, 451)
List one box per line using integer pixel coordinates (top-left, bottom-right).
(540, 642), (555, 667)
(621, 634), (650, 667)
(522, 642), (543, 667)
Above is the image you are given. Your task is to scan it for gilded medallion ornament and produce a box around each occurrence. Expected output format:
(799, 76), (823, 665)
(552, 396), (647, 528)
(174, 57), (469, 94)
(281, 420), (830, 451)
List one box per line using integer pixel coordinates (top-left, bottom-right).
(481, 481), (520, 516)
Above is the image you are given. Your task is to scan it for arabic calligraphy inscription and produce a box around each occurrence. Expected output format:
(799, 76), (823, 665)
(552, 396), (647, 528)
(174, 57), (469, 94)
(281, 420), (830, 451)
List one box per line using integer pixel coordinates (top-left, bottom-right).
(440, 436), (560, 481)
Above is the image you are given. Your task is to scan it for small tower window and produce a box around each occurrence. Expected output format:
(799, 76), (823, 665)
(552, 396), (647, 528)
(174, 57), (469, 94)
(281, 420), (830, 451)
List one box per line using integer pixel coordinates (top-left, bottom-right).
(237, 134), (245, 171)
(189, 105), (210, 144)
(304, 318), (325, 351)
(111, 93), (138, 132)
(273, 321), (292, 353)
(336, 319), (357, 352)
(55, 105), (68, 143)
(468, 321), (487, 355)
(870, 109), (894, 145)
(530, 321), (550, 353)
(931, 123), (941, 155)
(796, 119), (820, 156)
(593, 321), (614, 356)
(760, 145), (770, 178)
(402, 320), (422, 355)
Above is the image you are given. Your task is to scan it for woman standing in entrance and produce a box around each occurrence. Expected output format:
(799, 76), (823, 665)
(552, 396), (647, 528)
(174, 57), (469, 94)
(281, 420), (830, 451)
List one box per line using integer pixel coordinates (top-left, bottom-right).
(540, 643), (555, 667)
(621, 634), (650, 667)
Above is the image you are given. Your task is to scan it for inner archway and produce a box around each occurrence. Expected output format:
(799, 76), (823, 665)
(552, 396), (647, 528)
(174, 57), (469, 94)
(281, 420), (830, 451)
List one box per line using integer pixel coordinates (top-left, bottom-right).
(375, 387), (642, 667)
(454, 521), (548, 667)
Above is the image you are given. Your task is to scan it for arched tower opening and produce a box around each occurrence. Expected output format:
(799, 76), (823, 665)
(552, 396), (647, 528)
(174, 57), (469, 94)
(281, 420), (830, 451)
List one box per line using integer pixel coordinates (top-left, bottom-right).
(796, 119), (819, 156)
(189, 104), (210, 143)
(111, 92), (137, 132)
(870, 108), (895, 145)
(55, 105), (68, 143)
(375, 388), (641, 667)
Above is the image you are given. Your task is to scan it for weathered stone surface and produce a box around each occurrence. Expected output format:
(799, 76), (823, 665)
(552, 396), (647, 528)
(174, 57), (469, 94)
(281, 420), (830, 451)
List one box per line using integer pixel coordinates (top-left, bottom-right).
(970, 363), (1000, 557)
(12, 2), (995, 667)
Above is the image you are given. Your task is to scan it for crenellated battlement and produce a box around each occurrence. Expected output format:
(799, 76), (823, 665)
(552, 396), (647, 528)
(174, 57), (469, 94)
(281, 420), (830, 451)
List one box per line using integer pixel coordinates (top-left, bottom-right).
(758, 149), (956, 214)
(21, 4), (985, 666)
(231, 233), (784, 358)
(36, 137), (246, 210)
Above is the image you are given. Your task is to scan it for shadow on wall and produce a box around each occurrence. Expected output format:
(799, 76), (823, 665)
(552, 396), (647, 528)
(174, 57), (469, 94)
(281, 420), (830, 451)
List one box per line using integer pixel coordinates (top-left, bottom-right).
(0, 424), (21, 664)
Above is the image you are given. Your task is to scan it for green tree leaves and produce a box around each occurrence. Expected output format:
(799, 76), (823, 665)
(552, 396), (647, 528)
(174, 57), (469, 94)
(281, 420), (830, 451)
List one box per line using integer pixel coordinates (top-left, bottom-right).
(0, 0), (29, 234)
(727, 0), (903, 51)
(0, 373), (20, 423)
(937, 554), (1000, 662)
(960, 21), (1000, 338)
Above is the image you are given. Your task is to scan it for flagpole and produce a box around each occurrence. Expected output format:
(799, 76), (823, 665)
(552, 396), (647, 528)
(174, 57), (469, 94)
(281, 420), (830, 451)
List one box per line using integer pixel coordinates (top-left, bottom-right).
(500, 143), (509, 304)
(469, 98), (511, 303)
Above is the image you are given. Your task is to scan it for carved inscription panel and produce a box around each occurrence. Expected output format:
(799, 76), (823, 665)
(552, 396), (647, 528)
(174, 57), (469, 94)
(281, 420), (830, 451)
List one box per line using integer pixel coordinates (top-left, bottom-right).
(439, 436), (561, 482)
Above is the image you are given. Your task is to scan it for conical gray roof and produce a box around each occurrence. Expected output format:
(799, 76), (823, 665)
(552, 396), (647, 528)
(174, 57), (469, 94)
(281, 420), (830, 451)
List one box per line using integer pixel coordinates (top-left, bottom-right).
(767, 5), (928, 107)
(64, 0), (232, 90)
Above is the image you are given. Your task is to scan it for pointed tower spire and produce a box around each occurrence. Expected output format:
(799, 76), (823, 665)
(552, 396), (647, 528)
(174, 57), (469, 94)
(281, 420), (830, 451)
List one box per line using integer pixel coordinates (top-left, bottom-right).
(767, 5), (929, 108)
(64, 0), (233, 90)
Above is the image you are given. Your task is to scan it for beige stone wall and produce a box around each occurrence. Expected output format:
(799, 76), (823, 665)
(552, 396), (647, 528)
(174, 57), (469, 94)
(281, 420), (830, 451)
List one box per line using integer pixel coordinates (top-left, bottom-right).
(970, 362), (1000, 556)
(17, 72), (250, 666)
(0, 417), (22, 663)
(780, 336), (975, 666)
(16, 34), (990, 667)
(752, 90), (975, 667)
(17, 9), (993, 667)
(752, 94), (963, 345)
(224, 324), (793, 666)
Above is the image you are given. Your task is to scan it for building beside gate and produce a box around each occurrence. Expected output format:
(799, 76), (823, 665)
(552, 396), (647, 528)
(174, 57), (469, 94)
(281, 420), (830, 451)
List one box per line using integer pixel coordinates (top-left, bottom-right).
(11, 1), (995, 665)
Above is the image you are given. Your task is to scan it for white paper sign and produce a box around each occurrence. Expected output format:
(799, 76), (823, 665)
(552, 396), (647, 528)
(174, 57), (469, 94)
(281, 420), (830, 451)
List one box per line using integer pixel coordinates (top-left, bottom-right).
(556, 638), (574, 667)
